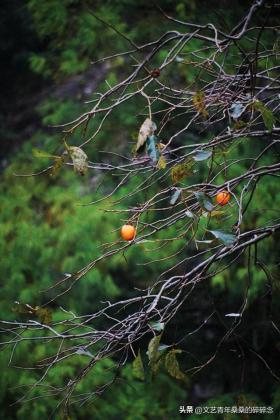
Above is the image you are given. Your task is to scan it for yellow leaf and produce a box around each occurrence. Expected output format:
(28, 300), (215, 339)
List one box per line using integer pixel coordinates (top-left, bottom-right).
(158, 142), (165, 151)
(192, 91), (209, 118)
(50, 157), (63, 177)
(171, 160), (193, 184)
(209, 210), (225, 217)
(156, 155), (167, 169)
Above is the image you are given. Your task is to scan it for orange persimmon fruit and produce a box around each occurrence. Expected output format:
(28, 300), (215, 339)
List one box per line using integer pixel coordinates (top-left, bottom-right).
(120, 224), (136, 241)
(216, 191), (230, 206)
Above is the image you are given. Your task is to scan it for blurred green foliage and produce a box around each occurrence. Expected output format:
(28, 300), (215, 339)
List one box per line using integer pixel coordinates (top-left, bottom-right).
(0, 96), (188, 418)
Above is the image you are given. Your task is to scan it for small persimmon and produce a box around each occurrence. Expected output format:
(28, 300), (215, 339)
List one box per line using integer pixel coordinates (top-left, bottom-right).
(216, 191), (230, 206)
(120, 224), (136, 241)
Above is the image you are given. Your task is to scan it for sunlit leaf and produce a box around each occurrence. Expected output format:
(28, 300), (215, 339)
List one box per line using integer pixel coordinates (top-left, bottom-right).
(192, 150), (212, 161)
(170, 188), (182, 205)
(32, 148), (58, 159)
(136, 118), (157, 152)
(165, 349), (188, 382)
(132, 350), (145, 381)
(209, 230), (236, 247)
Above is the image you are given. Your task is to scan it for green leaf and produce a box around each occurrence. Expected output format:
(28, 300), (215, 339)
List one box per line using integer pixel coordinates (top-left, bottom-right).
(33, 148), (64, 177)
(149, 321), (165, 332)
(192, 150), (212, 161)
(165, 349), (188, 382)
(210, 230), (236, 247)
(132, 350), (145, 381)
(170, 188), (182, 205)
(32, 148), (58, 159)
(194, 192), (214, 212)
(253, 100), (277, 132)
(146, 135), (159, 164)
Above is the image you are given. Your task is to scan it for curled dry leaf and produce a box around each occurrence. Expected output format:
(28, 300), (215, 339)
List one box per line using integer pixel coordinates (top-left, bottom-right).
(165, 349), (188, 382)
(68, 146), (88, 176)
(136, 118), (157, 152)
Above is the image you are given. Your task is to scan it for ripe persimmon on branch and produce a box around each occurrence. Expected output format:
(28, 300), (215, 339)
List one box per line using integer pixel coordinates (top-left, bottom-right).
(1, 0), (280, 414)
